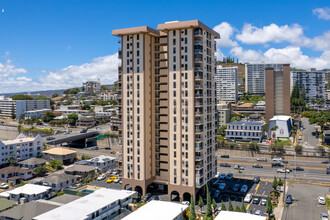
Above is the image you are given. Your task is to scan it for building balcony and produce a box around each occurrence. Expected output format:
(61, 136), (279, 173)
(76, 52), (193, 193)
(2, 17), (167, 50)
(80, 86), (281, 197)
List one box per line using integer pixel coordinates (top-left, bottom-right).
(195, 155), (203, 161)
(194, 40), (203, 45)
(158, 100), (168, 106)
(194, 49), (203, 54)
(194, 93), (203, 98)
(195, 84), (203, 89)
(195, 119), (203, 124)
(194, 67), (203, 71)
(194, 57), (203, 63)
(194, 30), (203, 37)
(195, 101), (203, 107)
(195, 110), (203, 116)
(195, 138), (203, 142)
(159, 123), (168, 130)
(195, 73), (203, 81)
(195, 164), (203, 170)
(160, 139), (168, 146)
(195, 144), (203, 151)
(195, 128), (203, 133)
(195, 172), (203, 178)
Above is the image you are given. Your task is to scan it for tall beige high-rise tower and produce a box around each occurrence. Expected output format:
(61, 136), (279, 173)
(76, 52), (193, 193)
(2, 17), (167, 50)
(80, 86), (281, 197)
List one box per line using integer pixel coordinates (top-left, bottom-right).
(113, 20), (220, 201)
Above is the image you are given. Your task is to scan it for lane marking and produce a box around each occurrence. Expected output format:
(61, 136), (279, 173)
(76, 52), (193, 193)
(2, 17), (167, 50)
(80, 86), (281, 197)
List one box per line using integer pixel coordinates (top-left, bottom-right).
(246, 204), (250, 210)
(255, 184), (260, 191)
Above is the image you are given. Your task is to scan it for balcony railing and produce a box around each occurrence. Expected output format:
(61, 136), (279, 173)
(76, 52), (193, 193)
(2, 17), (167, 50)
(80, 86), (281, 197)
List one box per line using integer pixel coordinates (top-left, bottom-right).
(194, 67), (203, 71)
(194, 40), (203, 45)
(195, 155), (203, 160)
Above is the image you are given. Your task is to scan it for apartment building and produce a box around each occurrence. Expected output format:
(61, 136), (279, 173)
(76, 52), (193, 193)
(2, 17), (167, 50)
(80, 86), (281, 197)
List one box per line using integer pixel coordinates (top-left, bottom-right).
(290, 70), (326, 105)
(217, 101), (231, 127)
(0, 134), (43, 166)
(245, 63), (284, 95)
(112, 20), (219, 201)
(0, 100), (50, 119)
(215, 66), (238, 103)
(265, 64), (291, 122)
(83, 80), (101, 94)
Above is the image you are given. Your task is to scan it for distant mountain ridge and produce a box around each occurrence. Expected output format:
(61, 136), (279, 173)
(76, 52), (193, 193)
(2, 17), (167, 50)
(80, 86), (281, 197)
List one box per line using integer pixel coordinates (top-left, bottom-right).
(0, 84), (114, 98)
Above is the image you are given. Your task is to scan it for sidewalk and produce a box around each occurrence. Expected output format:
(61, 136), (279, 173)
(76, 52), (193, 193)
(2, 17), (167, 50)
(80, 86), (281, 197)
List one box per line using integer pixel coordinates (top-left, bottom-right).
(273, 184), (288, 220)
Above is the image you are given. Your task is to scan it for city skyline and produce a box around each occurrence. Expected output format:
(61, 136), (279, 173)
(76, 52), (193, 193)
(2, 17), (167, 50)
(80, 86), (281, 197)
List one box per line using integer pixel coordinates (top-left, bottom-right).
(0, 0), (330, 93)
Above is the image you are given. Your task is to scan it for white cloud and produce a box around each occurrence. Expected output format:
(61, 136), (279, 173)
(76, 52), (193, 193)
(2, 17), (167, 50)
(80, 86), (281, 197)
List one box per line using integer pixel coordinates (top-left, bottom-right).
(0, 59), (27, 78)
(213, 22), (238, 48)
(313, 7), (330, 20)
(303, 30), (330, 51)
(0, 53), (119, 93)
(230, 46), (330, 69)
(236, 23), (305, 45)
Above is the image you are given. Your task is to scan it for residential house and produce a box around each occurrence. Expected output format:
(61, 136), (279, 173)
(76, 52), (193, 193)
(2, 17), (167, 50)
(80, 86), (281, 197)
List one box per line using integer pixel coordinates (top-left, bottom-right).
(34, 173), (79, 192)
(84, 155), (116, 172)
(17, 158), (46, 170)
(42, 148), (76, 164)
(0, 166), (33, 184)
(64, 164), (96, 179)
(0, 184), (51, 202)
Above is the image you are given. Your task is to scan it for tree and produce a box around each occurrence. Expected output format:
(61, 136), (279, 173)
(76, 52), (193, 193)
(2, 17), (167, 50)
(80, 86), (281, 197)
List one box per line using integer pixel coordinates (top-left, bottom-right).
(212, 198), (217, 214)
(235, 204), (241, 212)
(52, 93), (59, 98)
(228, 199), (233, 211)
(34, 95), (48, 100)
(266, 196), (273, 217)
(198, 196), (204, 212)
(49, 159), (63, 170)
(189, 195), (196, 220)
(33, 165), (48, 176)
(248, 142), (259, 151)
(218, 125), (227, 136)
(221, 201), (226, 211)
(100, 85), (108, 91)
(272, 176), (278, 190)
(278, 178), (284, 187)
(206, 185), (212, 219)
(67, 113), (78, 126)
(42, 112), (57, 123)
(5, 152), (17, 166)
(11, 94), (33, 100)
(295, 145), (303, 154)
(76, 191), (83, 196)
(57, 191), (65, 196)
(240, 199), (246, 212)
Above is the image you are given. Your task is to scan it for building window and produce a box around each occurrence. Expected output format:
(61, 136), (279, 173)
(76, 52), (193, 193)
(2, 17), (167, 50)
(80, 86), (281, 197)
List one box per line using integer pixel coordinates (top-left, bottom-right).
(173, 65), (176, 71)
(185, 29), (187, 35)
(137, 34), (139, 40)
(137, 67), (140, 73)
(173, 47), (176, 54)
(137, 42), (139, 48)
(173, 30), (176, 36)
(173, 56), (176, 62)
(137, 50), (140, 56)
(137, 58), (140, 65)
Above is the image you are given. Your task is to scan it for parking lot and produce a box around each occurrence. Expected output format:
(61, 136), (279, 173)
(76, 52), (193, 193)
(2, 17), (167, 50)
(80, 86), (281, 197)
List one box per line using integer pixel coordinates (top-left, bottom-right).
(282, 183), (329, 220)
(209, 174), (273, 216)
(89, 173), (122, 190)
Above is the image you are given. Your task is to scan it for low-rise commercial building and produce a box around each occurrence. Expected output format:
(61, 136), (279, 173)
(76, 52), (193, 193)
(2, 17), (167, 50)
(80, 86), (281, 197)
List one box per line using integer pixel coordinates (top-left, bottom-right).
(268, 115), (293, 139)
(76, 115), (96, 128)
(0, 166), (33, 184)
(24, 109), (52, 119)
(0, 134), (43, 166)
(226, 121), (265, 142)
(122, 200), (188, 220)
(0, 184), (51, 202)
(17, 158), (47, 170)
(42, 148), (76, 164)
(33, 188), (137, 220)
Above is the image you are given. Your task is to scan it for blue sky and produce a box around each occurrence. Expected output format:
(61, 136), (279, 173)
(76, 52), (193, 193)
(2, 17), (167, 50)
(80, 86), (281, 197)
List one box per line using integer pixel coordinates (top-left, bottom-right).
(0, 0), (329, 93)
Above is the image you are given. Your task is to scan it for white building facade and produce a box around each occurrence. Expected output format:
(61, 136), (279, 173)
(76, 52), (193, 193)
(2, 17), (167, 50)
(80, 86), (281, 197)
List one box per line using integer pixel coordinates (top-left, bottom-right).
(85, 155), (116, 172)
(225, 121), (265, 142)
(216, 66), (238, 103)
(245, 63), (284, 95)
(0, 100), (50, 119)
(0, 134), (43, 165)
(268, 115), (293, 139)
(290, 70), (326, 105)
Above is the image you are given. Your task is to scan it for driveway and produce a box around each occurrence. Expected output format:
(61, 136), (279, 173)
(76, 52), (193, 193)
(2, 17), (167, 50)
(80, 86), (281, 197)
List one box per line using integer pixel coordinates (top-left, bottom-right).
(300, 118), (320, 148)
(282, 183), (328, 220)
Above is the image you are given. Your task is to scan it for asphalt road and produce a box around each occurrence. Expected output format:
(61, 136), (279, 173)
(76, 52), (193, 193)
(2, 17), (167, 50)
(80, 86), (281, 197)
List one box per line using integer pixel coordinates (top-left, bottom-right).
(282, 184), (328, 220)
(218, 163), (330, 183)
(301, 118), (320, 148)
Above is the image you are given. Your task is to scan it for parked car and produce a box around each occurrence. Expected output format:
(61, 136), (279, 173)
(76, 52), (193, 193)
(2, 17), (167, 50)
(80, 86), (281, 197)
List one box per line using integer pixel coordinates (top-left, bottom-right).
(112, 170), (120, 175)
(244, 194), (252, 203)
(260, 198), (267, 206)
(220, 155), (230, 158)
(240, 185), (248, 193)
(253, 176), (260, 183)
(253, 163), (263, 168)
(327, 167), (330, 174)
(298, 135), (302, 140)
(64, 131), (71, 135)
(233, 184), (240, 192)
(220, 163), (231, 167)
(142, 193), (152, 201)
(219, 173), (226, 180)
(213, 190), (221, 199)
(46, 136), (55, 141)
(253, 197), (260, 204)
(318, 196), (326, 205)
(293, 167), (304, 171)
(0, 183), (9, 189)
(148, 195), (159, 202)
(107, 169), (113, 174)
(322, 160), (330, 164)
(320, 213), (329, 220)
(234, 165), (244, 170)
(226, 173), (233, 180)
(277, 168), (290, 173)
(219, 183), (226, 190)
(97, 174), (106, 181)
(114, 178), (120, 183)
(182, 201), (190, 205)
(272, 162), (284, 168)
(257, 157), (267, 162)
(255, 210), (261, 215)
(106, 176), (117, 183)
(286, 194), (293, 204)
